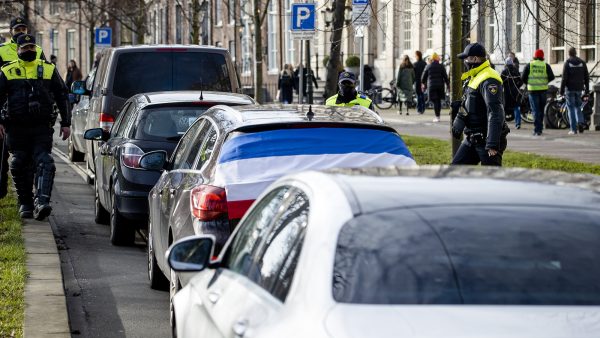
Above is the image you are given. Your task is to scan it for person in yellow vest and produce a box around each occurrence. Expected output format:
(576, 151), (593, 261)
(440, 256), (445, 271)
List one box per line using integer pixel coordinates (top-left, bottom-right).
(325, 72), (374, 110)
(451, 43), (509, 166)
(0, 34), (70, 220)
(521, 49), (555, 136)
(0, 17), (46, 200)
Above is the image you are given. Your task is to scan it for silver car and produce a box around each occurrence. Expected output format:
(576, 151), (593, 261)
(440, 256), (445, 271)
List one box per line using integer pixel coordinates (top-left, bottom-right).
(167, 166), (600, 338)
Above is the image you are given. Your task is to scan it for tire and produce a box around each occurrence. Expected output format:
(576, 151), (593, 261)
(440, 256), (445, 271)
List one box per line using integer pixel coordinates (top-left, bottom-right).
(170, 268), (181, 335)
(68, 136), (85, 162)
(544, 101), (567, 129)
(520, 104), (535, 124)
(94, 179), (109, 224)
(110, 190), (135, 246)
(85, 153), (94, 185)
(148, 221), (169, 290)
(375, 88), (394, 110)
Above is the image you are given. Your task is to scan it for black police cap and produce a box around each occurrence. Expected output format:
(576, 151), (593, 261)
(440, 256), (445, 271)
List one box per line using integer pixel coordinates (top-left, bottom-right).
(17, 34), (36, 47)
(10, 17), (28, 29)
(457, 43), (486, 59)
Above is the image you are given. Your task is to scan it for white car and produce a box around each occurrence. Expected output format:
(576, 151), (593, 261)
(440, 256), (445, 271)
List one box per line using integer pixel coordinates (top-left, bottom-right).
(167, 166), (600, 338)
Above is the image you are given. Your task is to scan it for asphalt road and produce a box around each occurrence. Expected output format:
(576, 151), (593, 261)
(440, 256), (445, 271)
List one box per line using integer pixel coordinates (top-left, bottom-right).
(51, 133), (170, 338)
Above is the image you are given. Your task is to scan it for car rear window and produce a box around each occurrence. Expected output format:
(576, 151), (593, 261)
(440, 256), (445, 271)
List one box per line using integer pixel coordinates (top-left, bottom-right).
(333, 206), (600, 305)
(133, 107), (207, 141)
(112, 51), (232, 98)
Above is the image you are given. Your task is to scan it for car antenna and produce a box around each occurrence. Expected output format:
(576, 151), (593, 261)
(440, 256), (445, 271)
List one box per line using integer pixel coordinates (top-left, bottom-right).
(199, 80), (204, 101)
(306, 105), (314, 121)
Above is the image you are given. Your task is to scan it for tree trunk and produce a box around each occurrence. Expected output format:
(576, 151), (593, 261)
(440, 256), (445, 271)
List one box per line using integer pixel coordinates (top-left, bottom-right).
(450, 0), (463, 155)
(253, 0), (264, 103)
(89, 26), (96, 68)
(192, 0), (200, 44)
(324, 0), (346, 99)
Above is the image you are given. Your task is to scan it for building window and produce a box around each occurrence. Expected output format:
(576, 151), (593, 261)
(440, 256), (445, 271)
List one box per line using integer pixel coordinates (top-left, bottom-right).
(486, 1), (495, 53)
(553, 0), (565, 63)
(426, 3), (433, 50)
(377, 1), (388, 54)
(67, 30), (75, 62)
(35, 32), (44, 48)
(35, 0), (43, 15)
(267, 1), (278, 71)
(515, 1), (522, 53)
(50, 0), (59, 15)
(216, 0), (222, 26)
(583, 0), (596, 62)
(51, 30), (59, 59)
(176, 5), (183, 44)
(228, 0), (235, 24)
(66, 1), (76, 13)
(154, 10), (159, 44)
(284, 0), (295, 65)
(403, 0), (411, 51)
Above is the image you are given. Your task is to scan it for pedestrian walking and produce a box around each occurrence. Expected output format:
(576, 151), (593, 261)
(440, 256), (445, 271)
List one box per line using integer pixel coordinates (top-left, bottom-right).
(363, 64), (377, 91)
(508, 51), (520, 69)
(451, 43), (509, 166)
(0, 17), (46, 200)
(522, 49), (555, 136)
(65, 59), (83, 92)
(0, 34), (71, 220)
(396, 55), (415, 115)
(325, 72), (373, 109)
(421, 52), (449, 122)
(294, 64), (318, 103)
(413, 51), (427, 114)
(277, 64), (296, 104)
(501, 57), (524, 129)
(560, 47), (590, 135)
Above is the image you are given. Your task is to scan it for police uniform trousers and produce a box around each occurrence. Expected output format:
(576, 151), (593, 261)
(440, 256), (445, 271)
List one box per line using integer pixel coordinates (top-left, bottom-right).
(451, 136), (507, 166)
(6, 125), (55, 206)
(0, 143), (8, 198)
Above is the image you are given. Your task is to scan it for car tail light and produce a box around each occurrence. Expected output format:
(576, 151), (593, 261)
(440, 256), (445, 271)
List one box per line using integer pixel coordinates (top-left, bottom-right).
(190, 185), (228, 221)
(99, 113), (115, 132)
(121, 143), (144, 169)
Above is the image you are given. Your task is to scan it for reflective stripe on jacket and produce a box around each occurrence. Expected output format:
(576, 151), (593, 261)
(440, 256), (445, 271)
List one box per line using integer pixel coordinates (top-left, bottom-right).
(325, 94), (372, 108)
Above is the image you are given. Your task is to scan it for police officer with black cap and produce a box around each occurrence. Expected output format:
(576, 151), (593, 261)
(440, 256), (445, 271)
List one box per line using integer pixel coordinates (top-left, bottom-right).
(451, 42), (509, 166)
(0, 34), (70, 220)
(325, 72), (374, 109)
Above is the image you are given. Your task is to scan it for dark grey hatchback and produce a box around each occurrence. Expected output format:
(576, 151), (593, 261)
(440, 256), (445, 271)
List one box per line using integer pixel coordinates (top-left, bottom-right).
(84, 91), (254, 246)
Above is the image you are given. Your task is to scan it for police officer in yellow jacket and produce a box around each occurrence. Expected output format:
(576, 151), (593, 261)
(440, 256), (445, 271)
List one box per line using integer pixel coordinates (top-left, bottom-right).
(0, 17), (46, 200)
(451, 43), (509, 166)
(0, 34), (70, 220)
(326, 72), (374, 110)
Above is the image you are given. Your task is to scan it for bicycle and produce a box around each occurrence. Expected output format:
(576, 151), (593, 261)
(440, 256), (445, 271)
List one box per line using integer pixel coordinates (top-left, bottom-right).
(365, 81), (417, 110)
(544, 93), (592, 130)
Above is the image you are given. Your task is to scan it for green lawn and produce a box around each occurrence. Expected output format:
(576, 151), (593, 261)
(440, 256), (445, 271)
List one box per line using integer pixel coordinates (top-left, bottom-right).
(403, 135), (600, 175)
(0, 183), (25, 338)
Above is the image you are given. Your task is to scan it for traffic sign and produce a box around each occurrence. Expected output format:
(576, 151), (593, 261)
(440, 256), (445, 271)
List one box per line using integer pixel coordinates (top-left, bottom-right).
(352, 0), (371, 27)
(95, 27), (112, 48)
(290, 3), (316, 40)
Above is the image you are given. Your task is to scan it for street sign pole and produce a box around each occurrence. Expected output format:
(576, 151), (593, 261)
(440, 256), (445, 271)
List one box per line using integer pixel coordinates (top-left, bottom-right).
(290, 2), (317, 104)
(352, 0), (370, 93)
(356, 27), (364, 92)
(299, 42), (304, 104)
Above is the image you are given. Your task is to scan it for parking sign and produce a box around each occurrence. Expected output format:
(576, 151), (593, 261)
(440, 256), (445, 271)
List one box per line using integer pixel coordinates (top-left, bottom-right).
(290, 3), (316, 40)
(352, 0), (371, 26)
(95, 27), (112, 48)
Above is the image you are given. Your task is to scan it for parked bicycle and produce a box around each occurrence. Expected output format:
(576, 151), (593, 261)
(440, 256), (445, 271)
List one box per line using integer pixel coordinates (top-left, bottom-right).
(544, 93), (593, 129)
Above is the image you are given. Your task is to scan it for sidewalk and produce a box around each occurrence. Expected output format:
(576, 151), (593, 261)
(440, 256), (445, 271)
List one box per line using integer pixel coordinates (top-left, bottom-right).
(379, 108), (600, 164)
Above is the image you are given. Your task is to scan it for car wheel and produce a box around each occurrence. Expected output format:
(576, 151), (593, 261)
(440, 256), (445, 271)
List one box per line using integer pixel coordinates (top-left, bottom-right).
(94, 179), (109, 224)
(170, 268), (181, 333)
(68, 136), (85, 162)
(85, 153), (94, 185)
(110, 190), (135, 246)
(148, 221), (169, 290)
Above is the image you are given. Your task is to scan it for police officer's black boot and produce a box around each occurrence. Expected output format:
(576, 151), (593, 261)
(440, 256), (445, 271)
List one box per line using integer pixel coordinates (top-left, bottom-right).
(33, 159), (55, 221)
(10, 151), (34, 218)
(19, 204), (33, 218)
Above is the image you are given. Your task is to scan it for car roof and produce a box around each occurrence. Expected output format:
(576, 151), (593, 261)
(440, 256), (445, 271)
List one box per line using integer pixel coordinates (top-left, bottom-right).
(307, 166), (600, 214)
(129, 91), (255, 109)
(105, 44), (229, 54)
(206, 104), (386, 131)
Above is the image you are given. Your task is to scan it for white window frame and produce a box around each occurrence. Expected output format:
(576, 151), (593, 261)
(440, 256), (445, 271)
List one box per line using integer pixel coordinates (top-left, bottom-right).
(403, 0), (411, 51)
(67, 29), (76, 62)
(267, 1), (278, 73)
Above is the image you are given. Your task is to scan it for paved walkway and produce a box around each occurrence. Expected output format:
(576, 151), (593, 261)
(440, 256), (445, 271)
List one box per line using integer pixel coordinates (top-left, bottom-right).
(379, 108), (600, 164)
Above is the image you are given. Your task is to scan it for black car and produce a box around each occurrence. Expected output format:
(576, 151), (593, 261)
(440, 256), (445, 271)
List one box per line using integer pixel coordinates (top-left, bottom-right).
(84, 91), (255, 246)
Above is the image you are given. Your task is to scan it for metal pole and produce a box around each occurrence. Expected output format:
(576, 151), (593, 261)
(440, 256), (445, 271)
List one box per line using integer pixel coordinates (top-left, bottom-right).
(451, 0), (465, 157)
(299, 41), (304, 103)
(442, 0), (447, 61)
(359, 34), (364, 92)
(306, 40), (314, 104)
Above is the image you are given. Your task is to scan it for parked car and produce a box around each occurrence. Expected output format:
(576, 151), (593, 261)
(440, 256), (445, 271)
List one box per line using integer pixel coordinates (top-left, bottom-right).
(68, 65), (98, 163)
(83, 91), (254, 246)
(141, 104), (416, 294)
(71, 45), (240, 183)
(167, 166), (600, 338)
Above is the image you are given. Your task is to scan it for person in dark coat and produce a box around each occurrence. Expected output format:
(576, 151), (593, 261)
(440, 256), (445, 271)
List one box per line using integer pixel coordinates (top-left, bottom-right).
(421, 52), (449, 122)
(294, 64), (318, 102)
(362, 64), (376, 91)
(501, 57), (523, 129)
(65, 59), (83, 91)
(278, 64), (296, 104)
(396, 55), (415, 115)
(413, 51), (427, 114)
(560, 47), (590, 134)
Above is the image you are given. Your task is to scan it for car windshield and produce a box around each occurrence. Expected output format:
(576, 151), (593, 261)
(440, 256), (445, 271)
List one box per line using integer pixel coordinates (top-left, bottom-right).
(333, 206), (600, 305)
(133, 107), (207, 141)
(112, 51), (232, 98)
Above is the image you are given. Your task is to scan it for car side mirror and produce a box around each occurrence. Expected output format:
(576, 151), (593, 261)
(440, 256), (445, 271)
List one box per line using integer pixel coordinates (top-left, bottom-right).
(71, 80), (89, 96)
(167, 235), (215, 272)
(83, 128), (109, 142)
(139, 150), (168, 171)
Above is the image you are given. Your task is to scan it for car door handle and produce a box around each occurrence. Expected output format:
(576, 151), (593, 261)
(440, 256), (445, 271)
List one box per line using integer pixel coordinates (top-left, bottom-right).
(207, 290), (221, 304)
(232, 318), (249, 338)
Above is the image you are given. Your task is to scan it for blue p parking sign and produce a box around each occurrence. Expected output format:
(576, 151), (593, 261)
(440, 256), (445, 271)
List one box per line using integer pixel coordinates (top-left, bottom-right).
(290, 3), (316, 40)
(95, 27), (112, 47)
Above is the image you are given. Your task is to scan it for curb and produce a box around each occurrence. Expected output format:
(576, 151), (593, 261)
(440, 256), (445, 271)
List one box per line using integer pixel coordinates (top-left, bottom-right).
(23, 217), (70, 338)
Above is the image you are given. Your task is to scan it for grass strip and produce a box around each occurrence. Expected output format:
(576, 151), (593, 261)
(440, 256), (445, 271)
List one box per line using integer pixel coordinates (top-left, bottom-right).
(403, 135), (600, 175)
(0, 182), (25, 338)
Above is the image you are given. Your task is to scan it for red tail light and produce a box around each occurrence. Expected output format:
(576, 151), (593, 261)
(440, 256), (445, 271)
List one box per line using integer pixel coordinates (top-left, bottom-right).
(121, 143), (144, 169)
(99, 113), (115, 132)
(190, 185), (228, 221)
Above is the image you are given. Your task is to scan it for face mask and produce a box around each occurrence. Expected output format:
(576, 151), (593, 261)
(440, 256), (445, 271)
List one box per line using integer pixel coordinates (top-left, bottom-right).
(12, 32), (24, 41)
(18, 50), (36, 62)
(464, 60), (483, 70)
(340, 84), (355, 97)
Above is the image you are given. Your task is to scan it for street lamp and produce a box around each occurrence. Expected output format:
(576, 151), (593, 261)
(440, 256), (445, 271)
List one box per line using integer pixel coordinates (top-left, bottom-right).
(344, 6), (353, 25)
(321, 7), (334, 27)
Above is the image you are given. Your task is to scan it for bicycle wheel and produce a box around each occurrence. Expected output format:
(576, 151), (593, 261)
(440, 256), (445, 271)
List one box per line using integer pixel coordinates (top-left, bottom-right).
(557, 104), (570, 129)
(544, 101), (562, 129)
(375, 88), (394, 110)
(520, 100), (535, 124)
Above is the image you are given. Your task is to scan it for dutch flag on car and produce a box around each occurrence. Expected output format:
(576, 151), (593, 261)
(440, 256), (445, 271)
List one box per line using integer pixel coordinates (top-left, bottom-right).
(214, 127), (416, 219)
